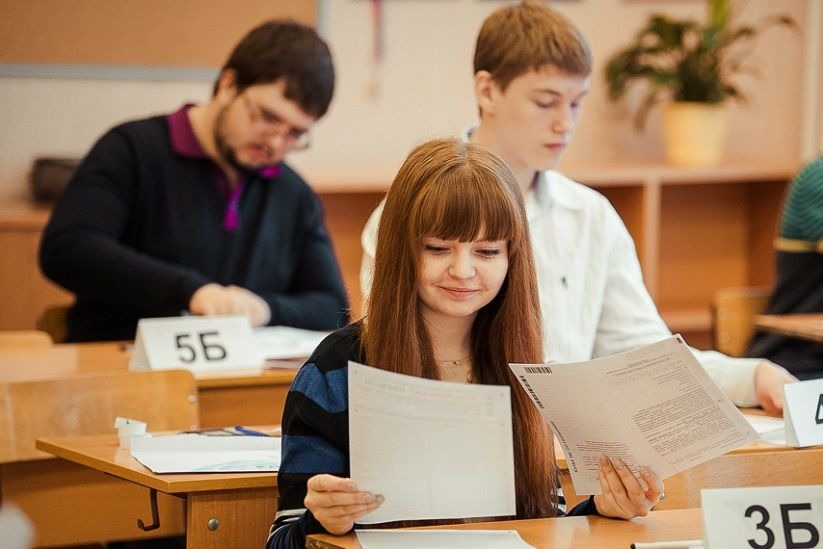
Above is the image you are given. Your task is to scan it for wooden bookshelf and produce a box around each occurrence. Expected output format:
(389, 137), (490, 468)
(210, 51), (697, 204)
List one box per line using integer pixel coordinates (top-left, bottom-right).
(0, 203), (73, 331)
(572, 160), (795, 348)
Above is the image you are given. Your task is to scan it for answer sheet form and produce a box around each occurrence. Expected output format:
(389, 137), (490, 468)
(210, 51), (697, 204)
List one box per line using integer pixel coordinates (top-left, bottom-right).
(510, 336), (758, 495)
(348, 361), (516, 524)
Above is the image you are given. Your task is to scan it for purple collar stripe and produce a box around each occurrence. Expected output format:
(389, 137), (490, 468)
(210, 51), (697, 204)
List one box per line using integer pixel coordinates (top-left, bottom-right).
(166, 104), (284, 232)
(223, 182), (245, 232)
(167, 104), (206, 158)
(259, 165), (281, 179)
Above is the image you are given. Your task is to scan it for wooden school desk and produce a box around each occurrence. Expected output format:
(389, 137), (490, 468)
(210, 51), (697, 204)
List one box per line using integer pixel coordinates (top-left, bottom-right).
(36, 433), (278, 549)
(0, 341), (300, 427)
(754, 313), (823, 344)
(0, 342), (295, 546)
(1, 370), (198, 546)
(306, 507), (703, 549)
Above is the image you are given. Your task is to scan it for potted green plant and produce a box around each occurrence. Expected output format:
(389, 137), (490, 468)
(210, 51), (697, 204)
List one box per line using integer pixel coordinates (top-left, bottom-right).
(604, 0), (796, 165)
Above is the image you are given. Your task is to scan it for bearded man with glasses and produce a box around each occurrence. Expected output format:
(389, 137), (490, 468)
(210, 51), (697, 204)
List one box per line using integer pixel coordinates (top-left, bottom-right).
(40, 20), (349, 342)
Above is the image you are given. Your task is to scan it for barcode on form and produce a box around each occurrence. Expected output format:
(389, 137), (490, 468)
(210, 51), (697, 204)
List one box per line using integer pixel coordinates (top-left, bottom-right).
(524, 366), (553, 374)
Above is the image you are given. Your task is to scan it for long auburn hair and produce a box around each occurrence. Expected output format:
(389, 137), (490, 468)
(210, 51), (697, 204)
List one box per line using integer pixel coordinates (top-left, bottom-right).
(362, 138), (558, 520)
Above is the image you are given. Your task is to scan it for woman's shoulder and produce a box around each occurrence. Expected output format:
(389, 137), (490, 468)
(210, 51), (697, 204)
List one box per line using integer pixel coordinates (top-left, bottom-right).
(304, 322), (364, 374)
(288, 323), (362, 413)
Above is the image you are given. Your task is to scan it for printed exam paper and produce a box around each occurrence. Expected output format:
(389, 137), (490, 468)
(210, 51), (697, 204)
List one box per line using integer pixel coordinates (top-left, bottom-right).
(348, 361), (516, 524)
(510, 336), (758, 495)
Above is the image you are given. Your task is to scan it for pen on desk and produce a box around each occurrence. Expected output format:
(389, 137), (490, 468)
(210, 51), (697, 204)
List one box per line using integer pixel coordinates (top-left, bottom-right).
(631, 541), (703, 549)
(233, 426), (272, 437)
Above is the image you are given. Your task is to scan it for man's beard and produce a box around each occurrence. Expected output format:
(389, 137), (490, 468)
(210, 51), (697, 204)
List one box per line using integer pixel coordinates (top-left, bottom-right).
(214, 106), (267, 177)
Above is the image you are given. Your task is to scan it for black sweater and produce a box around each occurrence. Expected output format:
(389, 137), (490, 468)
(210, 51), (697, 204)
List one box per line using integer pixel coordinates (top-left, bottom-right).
(747, 251), (823, 379)
(40, 113), (349, 341)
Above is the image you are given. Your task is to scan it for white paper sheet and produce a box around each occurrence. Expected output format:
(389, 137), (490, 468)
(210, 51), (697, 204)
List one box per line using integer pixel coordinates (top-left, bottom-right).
(510, 335), (758, 495)
(348, 362), (516, 524)
(130, 434), (281, 473)
(254, 326), (329, 360)
(745, 414), (786, 445)
(745, 414), (784, 435)
(355, 529), (534, 548)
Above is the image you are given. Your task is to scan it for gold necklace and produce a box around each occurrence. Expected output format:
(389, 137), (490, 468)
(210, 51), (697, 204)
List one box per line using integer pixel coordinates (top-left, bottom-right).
(436, 356), (473, 383)
(436, 356), (471, 367)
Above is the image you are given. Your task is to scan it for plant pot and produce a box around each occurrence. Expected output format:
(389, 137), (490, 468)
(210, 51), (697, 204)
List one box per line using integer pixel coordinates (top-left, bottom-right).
(662, 102), (730, 166)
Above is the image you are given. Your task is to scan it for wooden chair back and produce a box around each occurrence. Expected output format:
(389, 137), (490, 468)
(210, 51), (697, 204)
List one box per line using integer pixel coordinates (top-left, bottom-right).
(711, 286), (771, 357)
(0, 369), (198, 463)
(0, 330), (53, 349)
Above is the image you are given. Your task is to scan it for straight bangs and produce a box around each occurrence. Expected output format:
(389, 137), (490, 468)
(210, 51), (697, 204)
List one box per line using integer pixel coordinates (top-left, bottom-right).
(410, 165), (524, 254)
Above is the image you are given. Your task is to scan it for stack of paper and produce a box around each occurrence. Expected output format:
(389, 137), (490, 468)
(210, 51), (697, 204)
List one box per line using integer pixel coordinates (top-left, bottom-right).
(745, 414), (785, 445)
(254, 326), (330, 361)
(130, 434), (280, 473)
(355, 529), (533, 548)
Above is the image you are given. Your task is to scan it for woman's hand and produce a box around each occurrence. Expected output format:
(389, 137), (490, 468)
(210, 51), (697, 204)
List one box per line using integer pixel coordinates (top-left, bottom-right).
(592, 456), (664, 519)
(304, 474), (384, 535)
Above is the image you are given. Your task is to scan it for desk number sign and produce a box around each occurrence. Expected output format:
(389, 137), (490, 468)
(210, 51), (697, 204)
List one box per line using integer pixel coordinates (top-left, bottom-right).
(783, 379), (823, 447)
(703, 486), (823, 549)
(129, 315), (264, 372)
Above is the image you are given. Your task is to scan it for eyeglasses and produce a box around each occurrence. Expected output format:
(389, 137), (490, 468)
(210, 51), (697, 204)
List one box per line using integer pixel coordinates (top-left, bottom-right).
(240, 93), (311, 151)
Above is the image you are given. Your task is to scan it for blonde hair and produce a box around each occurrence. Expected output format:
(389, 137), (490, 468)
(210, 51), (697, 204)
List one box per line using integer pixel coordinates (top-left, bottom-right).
(474, 0), (592, 91)
(363, 138), (557, 520)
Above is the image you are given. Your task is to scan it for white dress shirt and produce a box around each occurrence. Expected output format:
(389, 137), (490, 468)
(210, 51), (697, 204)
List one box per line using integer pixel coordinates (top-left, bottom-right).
(360, 169), (763, 406)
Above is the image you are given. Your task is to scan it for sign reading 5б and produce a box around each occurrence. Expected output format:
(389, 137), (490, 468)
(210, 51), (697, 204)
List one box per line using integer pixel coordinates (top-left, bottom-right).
(129, 315), (264, 372)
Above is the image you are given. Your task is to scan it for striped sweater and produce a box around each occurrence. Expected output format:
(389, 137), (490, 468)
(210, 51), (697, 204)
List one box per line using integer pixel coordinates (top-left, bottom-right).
(780, 156), (823, 240)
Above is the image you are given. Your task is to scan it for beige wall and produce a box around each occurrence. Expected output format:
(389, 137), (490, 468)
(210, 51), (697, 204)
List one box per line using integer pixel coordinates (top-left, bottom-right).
(0, 0), (811, 200)
(804, 0), (823, 157)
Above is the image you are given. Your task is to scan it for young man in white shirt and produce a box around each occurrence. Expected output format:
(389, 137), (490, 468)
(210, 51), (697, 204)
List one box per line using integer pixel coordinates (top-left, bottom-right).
(360, 0), (796, 413)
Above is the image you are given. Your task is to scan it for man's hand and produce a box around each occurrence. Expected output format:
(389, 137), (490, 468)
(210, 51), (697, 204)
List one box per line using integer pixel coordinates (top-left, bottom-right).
(189, 283), (271, 327)
(754, 361), (798, 415)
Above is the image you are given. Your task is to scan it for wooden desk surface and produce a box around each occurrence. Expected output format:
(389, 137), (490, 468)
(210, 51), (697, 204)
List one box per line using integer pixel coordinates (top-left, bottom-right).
(754, 313), (823, 343)
(307, 508), (703, 549)
(36, 433), (278, 549)
(0, 341), (299, 428)
(0, 341), (298, 386)
(36, 433), (277, 494)
(0, 201), (52, 230)
(0, 341), (131, 382)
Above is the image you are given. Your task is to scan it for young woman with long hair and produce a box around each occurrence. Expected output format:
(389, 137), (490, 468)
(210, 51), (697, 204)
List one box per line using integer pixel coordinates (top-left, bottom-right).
(267, 138), (663, 549)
